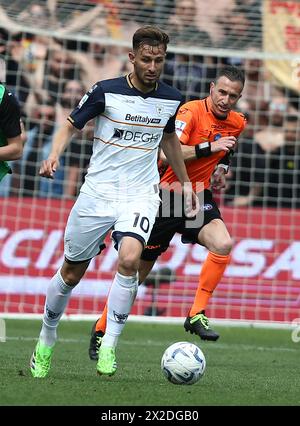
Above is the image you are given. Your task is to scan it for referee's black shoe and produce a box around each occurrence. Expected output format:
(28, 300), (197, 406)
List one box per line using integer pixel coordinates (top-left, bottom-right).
(89, 321), (104, 361)
(184, 311), (219, 341)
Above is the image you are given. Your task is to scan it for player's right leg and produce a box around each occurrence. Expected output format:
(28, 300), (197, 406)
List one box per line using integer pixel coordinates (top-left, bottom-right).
(30, 260), (90, 378)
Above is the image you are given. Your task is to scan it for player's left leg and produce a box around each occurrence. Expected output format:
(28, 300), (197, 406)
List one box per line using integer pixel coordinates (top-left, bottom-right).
(182, 190), (232, 341)
(97, 195), (160, 375)
(184, 218), (232, 341)
(96, 236), (143, 375)
(91, 192), (178, 362)
(89, 258), (155, 361)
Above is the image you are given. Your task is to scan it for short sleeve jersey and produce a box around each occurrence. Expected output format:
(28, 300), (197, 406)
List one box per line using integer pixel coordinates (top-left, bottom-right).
(68, 75), (183, 199)
(160, 97), (246, 192)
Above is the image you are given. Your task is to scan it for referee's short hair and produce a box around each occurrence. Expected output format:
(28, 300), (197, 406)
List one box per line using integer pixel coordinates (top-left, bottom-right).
(216, 65), (245, 88)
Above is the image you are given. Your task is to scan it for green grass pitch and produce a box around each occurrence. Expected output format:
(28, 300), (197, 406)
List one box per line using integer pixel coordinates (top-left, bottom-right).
(0, 319), (299, 406)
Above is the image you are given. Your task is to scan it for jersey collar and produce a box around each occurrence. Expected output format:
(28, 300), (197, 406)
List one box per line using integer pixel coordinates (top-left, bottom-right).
(126, 74), (158, 93)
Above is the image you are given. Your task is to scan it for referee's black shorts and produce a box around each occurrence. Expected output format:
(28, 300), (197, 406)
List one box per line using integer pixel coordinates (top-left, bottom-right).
(141, 188), (222, 261)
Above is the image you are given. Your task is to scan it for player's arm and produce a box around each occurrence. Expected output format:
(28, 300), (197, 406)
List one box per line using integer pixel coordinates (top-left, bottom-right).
(40, 82), (105, 179)
(39, 120), (76, 179)
(160, 131), (190, 185)
(0, 134), (23, 161)
(175, 111), (236, 161)
(160, 131), (199, 217)
(180, 136), (237, 161)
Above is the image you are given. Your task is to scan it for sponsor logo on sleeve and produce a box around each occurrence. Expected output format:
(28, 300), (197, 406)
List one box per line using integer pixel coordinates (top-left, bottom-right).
(175, 120), (186, 137)
(78, 94), (89, 109)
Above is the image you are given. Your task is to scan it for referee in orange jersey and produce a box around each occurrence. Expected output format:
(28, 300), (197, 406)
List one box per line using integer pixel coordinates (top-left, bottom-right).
(89, 65), (246, 359)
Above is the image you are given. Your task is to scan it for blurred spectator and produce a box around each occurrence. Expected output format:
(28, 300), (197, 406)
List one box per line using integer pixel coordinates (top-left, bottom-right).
(54, 79), (93, 198)
(23, 41), (81, 120)
(224, 99), (260, 205)
(219, 3), (261, 50)
(255, 95), (293, 153)
(57, 1), (123, 39)
(117, 0), (149, 41)
(163, 54), (216, 102)
(56, 79), (86, 125)
(17, 3), (55, 29)
(0, 29), (30, 106)
(15, 99), (58, 197)
(241, 52), (272, 127)
(72, 26), (125, 87)
(196, 0), (235, 45)
(43, 46), (81, 102)
(64, 127), (94, 198)
(226, 97), (298, 207)
(166, 0), (212, 46)
(256, 114), (300, 208)
(161, 0), (213, 101)
(247, 114), (300, 208)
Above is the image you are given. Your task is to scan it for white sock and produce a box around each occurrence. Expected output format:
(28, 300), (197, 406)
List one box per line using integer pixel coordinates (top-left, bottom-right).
(39, 269), (73, 347)
(102, 272), (138, 348)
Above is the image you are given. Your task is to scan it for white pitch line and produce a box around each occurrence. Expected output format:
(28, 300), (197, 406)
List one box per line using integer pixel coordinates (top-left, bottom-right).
(3, 336), (298, 352)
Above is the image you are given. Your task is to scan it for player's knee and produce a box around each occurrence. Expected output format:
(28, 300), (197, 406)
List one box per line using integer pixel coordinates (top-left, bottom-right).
(118, 253), (139, 275)
(212, 237), (233, 255)
(60, 265), (83, 286)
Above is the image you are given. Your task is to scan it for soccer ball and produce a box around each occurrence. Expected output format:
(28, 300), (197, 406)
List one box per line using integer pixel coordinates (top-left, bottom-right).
(161, 341), (206, 385)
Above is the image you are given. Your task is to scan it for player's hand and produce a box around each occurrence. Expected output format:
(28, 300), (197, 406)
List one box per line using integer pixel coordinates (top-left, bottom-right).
(212, 167), (226, 190)
(39, 157), (60, 179)
(211, 136), (236, 153)
(158, 149), (169, 178)
(183, 183), (200, 218)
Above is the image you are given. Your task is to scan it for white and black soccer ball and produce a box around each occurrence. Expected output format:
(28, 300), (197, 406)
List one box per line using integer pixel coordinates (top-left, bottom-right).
(161, 341), (206, 385)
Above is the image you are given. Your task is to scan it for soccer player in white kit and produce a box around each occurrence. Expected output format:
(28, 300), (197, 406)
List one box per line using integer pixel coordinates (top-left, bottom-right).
(30, 25), (198, 378)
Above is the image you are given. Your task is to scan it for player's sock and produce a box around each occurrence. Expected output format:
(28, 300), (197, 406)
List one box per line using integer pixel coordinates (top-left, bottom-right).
(189, 252), (231, 316)
(95, 271), (144, 335)
(95, 304), (107, 334)
(101, 272), (138, 348)
(39, 269), (73, 347)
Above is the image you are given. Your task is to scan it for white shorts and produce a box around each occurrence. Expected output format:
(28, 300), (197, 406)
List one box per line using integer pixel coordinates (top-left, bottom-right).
(64, 192), (161, 262)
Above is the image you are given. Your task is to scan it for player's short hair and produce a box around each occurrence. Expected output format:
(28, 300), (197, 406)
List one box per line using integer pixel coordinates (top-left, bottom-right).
(132, 26), (169, 52)
(216, 65), (245, 88)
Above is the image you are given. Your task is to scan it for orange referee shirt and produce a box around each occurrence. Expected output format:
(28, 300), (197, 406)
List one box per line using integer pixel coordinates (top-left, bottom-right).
(160, 97), (246, 192)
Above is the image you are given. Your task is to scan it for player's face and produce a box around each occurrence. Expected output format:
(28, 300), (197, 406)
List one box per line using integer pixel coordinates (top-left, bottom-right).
(129, 44), (166, 91)
(210, 76), (243, 119)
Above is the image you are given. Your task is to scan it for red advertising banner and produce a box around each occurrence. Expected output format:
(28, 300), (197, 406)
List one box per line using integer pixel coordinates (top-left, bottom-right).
(0, 198), (299, 322)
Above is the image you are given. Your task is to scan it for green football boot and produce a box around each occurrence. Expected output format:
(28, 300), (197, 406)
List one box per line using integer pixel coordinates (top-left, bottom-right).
(30, 340), (54, 378)
(97, 346), (117, 376)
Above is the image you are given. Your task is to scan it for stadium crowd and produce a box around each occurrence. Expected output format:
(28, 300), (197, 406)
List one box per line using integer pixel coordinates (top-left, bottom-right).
(0, 0), (299, 208)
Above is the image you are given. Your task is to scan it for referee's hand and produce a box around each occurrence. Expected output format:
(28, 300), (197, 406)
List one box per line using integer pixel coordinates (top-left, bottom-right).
(39, 157), (59, 179)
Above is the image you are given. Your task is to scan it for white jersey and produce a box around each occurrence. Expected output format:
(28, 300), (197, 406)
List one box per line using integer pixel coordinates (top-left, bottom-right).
(68, 75), (182, 200)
